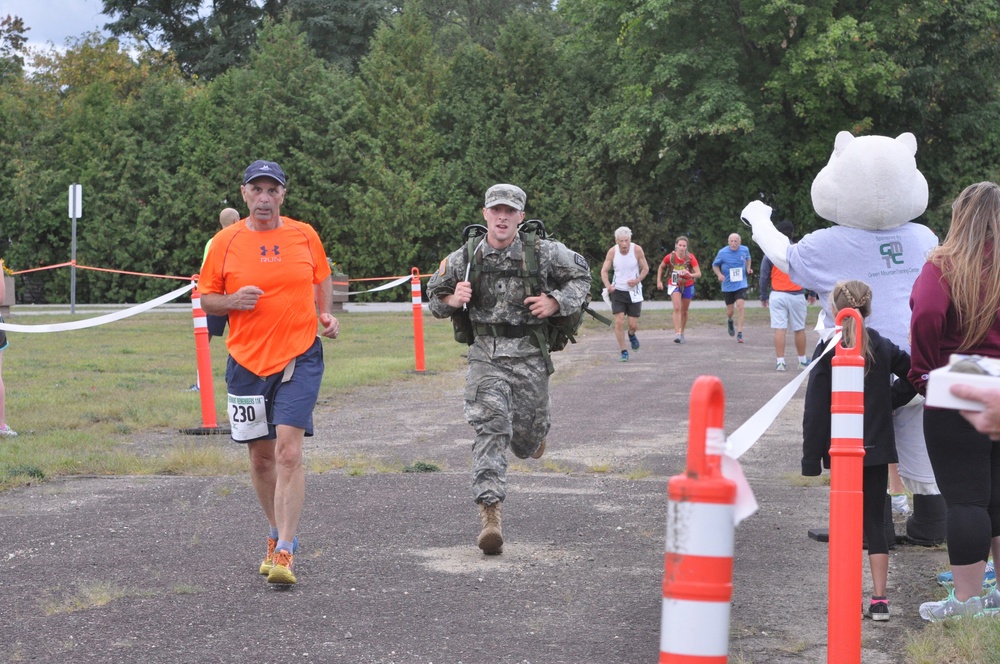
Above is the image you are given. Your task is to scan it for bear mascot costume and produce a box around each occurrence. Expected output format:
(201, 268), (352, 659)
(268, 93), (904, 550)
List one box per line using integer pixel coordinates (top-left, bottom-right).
(741, 131), (946, 545)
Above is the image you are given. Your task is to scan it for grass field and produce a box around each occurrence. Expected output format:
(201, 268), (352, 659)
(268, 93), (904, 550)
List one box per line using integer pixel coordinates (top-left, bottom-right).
(0, 304), (770, 490)
(0, 308), (472, 490)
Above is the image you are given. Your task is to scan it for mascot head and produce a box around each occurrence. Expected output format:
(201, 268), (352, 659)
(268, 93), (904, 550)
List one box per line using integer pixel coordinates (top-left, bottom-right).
(810, 131), (928, 231)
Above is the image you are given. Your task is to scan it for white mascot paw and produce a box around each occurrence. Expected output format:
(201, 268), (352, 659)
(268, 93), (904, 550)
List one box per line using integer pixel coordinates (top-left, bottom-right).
(740, 200), (790, 273)
(740, 200), (774, 227)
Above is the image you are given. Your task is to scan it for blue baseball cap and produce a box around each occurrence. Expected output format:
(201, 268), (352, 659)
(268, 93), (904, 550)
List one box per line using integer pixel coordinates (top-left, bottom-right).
(243, 160), (287, 186)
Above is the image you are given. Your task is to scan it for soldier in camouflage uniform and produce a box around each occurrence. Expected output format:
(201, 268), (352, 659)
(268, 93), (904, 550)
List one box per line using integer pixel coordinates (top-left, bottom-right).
(427, 184), (592, 554)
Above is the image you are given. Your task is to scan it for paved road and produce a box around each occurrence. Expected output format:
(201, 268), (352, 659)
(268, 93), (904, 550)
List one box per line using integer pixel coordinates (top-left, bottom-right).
(0, 318), (939, 664)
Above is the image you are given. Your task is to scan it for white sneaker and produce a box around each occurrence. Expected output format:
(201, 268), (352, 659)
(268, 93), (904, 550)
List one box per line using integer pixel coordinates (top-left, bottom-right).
(776, 360), (786, 372)
(919, 592), (983, 621)
(891, 494), (911, 515)
(798, 359), (810, 370)
(0, 424), (16, 437)
(982, 588), (1000, 614)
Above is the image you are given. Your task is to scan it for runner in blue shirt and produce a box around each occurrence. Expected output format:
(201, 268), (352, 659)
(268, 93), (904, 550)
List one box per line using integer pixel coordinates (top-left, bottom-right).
(711, 233), (753, 343)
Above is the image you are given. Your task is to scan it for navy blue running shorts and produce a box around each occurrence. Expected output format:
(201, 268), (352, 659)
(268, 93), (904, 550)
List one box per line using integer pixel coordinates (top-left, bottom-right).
(224, 337), (324, 443)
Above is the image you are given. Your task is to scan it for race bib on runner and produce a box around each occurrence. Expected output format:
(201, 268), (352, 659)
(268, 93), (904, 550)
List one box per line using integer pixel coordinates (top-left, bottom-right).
(228, 393), (268, 441)
(629, 282), (643, 303)
(729, 266), (743, 282)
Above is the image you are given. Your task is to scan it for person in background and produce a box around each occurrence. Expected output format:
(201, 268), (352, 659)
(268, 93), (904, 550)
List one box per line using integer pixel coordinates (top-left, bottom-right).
(0, 260), (14, 437)
(656, 235), (701, 344)
(759, 220), (812, 371)
(191, 208), (241, 392)
(205, 207), (240, 343)
(712, 233), (752, 343)
(909, 181), (1000, 620)
(601, 227), (649, 362)
(200, 160), (339, 585)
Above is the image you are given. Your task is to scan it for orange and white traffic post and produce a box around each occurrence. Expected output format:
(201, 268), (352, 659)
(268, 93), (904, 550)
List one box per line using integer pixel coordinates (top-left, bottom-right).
(411, 267), (425, 373)
(181, 276), (228, 435)
(660, 375), (735, 664)
(827, 308), (865, 664)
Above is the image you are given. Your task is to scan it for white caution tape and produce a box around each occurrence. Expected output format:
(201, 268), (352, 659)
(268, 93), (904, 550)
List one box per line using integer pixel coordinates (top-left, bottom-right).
(347, 275), (411, 295)
(725, 331), (842, 461)
(721, 454), (758, 526)
(0, 283), (195, 333)
(706, 421), (761, 526)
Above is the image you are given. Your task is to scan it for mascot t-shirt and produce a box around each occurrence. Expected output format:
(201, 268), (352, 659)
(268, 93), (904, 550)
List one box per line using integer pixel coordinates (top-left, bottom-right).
(787, 223), (937, 353)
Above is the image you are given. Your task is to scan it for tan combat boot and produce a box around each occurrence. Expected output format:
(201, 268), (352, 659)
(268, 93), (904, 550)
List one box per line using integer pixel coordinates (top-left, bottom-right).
(531, 438), (546, 459)
(477, 502), (503, 555)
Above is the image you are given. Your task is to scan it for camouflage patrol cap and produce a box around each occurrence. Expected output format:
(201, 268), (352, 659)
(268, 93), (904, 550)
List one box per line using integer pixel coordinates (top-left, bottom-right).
(484, 184), (526, 211)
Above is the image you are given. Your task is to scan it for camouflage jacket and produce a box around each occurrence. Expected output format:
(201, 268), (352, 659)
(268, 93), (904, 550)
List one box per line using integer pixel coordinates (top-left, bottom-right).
(427, 233), (592, 360)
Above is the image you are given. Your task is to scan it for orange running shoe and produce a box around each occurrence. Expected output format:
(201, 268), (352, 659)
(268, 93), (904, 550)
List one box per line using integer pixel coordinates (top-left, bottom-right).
(259, 537), (278, 575)
(267, 549), (296, 585)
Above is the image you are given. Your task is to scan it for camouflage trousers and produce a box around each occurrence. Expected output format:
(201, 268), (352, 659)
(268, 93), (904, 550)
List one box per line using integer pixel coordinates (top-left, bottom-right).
(463, 354), (551, 505)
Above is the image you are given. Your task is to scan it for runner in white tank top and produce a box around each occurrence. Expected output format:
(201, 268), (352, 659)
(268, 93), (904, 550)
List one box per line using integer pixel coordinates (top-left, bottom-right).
(600, 227), (650, 362)
(612, 243), (639, 289)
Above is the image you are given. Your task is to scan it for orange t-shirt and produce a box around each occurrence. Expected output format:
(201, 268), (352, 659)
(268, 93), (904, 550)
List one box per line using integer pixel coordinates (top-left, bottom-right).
(200, 217), (332, 376)
(770, 265), (803, 293)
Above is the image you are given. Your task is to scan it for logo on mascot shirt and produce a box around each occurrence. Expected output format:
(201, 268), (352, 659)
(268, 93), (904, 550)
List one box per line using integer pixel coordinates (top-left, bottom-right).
(879, 241), (904, 268)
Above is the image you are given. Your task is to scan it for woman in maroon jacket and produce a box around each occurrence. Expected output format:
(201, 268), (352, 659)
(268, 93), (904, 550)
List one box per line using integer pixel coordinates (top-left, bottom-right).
(910, 181), (1000, 621)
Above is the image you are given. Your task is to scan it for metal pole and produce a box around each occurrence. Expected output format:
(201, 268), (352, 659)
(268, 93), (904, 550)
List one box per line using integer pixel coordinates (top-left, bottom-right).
(70, 215), (77, 314)
(68, 184), (81, 314)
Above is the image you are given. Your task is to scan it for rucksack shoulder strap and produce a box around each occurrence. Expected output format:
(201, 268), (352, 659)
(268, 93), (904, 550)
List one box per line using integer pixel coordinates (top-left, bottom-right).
(518, 228), (543, 297)
(463, 224), (487, 283)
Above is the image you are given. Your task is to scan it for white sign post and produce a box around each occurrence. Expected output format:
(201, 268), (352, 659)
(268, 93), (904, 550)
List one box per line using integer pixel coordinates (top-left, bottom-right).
(69, 184), (82, 314)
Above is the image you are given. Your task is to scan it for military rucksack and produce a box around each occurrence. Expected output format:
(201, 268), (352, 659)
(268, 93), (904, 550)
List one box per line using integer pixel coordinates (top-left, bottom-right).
(450, 220), (610, 373)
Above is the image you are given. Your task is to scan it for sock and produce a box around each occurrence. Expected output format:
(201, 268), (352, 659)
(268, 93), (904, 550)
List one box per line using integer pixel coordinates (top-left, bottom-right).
(799, 355), (808, 364)
(776, 357), (783, 364)
(269, 526), (279, 540)
(276, 539), (295, 555)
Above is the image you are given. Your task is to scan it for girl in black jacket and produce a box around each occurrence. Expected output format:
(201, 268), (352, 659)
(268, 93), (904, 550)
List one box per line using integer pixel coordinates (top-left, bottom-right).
(802, 280), (917, 622)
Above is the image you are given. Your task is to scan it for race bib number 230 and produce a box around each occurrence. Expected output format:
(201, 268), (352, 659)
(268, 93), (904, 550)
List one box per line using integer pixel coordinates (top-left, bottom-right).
(228, 393), (269, 441)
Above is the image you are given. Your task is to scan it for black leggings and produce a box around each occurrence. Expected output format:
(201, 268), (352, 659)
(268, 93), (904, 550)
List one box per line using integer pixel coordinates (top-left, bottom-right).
(864, 464), (889, 555)
(924, 408), (1000, 565)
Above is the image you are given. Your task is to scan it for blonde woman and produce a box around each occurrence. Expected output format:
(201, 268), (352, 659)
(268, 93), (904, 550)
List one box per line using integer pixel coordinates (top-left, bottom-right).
(910, 181), (1000, 620)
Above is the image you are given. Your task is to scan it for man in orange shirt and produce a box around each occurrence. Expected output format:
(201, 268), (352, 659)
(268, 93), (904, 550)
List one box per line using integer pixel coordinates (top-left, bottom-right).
(200, 160), (339, 585)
